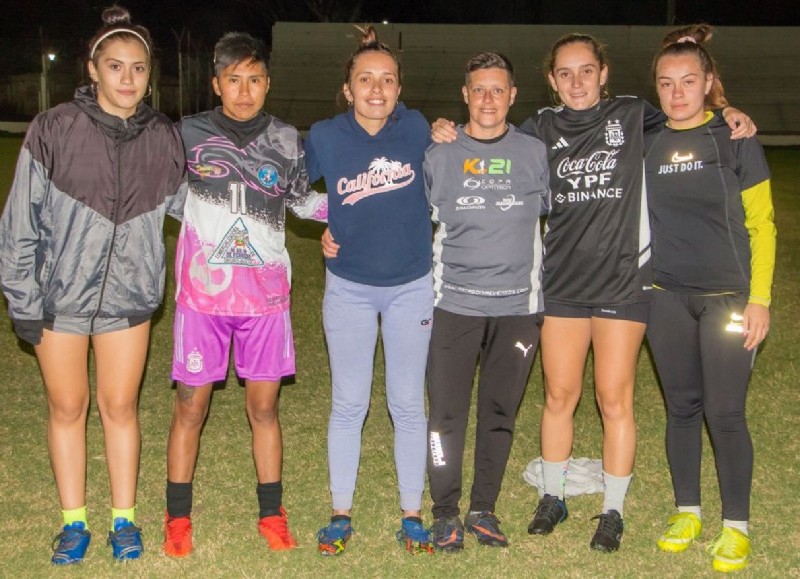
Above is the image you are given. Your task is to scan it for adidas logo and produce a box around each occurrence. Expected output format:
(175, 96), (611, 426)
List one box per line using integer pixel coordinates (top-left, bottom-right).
(551, 137), (569, 150)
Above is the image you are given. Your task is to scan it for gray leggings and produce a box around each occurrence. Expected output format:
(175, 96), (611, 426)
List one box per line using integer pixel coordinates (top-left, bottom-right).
(647, 290), (755, 521)
(323, 270), (433, 512)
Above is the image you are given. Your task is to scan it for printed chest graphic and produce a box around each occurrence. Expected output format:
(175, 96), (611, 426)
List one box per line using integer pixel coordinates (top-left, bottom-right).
(336, 157), (415, 205)
(552, 119), (626, 206)
(462, 156), (513, 195)
(655, 148), (705, 175)
(187, 134), (288, 228)
(188, 136), (282, 202)
(208, 217), (264, 267)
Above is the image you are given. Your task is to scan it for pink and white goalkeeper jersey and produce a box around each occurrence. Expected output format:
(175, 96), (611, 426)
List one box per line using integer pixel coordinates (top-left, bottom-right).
(175, 111), (327, 316)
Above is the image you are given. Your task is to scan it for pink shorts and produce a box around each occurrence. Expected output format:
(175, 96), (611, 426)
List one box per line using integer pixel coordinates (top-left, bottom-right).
(172, 305), (295, 386)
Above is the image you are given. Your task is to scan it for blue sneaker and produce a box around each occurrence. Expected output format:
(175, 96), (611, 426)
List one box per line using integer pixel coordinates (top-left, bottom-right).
(51, 521), (91, 565)
(107, 518), (144, 561)
(396, 517), (434, 555)
(317, 518), (353, 556)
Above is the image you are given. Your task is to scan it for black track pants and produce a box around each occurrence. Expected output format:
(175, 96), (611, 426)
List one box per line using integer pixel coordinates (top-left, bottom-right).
(427, 308), (541, 519)
(647, 290), (755, 520)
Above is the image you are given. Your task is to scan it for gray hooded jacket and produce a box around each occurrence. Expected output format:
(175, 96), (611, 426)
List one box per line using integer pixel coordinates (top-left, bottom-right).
(0, 86), (185, 338)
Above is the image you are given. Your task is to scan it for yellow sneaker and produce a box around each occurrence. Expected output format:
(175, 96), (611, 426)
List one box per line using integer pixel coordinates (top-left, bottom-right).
(707, 527), (751, 573)
(657, 512), (702, 553)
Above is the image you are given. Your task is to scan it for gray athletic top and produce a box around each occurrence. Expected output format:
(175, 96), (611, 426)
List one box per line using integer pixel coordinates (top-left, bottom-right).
(424, 125), (550, 317)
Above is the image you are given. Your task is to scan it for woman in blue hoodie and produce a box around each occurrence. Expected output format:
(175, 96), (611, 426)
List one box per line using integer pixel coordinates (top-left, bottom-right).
(304, 26), (434, 556)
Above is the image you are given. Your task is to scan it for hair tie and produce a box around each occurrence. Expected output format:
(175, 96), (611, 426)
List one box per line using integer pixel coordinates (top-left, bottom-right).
(90, 28), (150, 59)
(676, 36), (697, 44)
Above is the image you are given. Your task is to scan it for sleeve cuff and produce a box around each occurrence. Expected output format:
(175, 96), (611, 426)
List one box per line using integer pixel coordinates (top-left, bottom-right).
(748, 296), (771, 308)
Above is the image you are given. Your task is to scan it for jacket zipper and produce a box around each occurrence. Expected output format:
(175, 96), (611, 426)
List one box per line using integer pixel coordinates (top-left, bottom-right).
(91, 128), (125, 332)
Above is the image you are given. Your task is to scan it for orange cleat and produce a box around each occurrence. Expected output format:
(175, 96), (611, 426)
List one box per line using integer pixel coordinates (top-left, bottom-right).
(163, 513), (193, 558)
(258, 506), (298, 551)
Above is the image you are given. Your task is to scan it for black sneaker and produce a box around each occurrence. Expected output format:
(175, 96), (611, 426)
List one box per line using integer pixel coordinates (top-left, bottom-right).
(464, 512), (509, 548)
(527, 494), (568, 535)
(590, 510), (624, 552)
(430, 516), (464, 552)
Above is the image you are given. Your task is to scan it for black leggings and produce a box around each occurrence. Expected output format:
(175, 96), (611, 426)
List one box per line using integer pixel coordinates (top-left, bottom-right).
(647, 290), (755, 521)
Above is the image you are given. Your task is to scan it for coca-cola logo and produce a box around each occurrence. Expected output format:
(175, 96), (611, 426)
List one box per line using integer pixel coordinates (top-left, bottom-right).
(556, 150), (619, 178)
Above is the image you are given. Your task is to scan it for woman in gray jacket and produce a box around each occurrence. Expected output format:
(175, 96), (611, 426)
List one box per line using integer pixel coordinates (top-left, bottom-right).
(0, 6), (184, 565)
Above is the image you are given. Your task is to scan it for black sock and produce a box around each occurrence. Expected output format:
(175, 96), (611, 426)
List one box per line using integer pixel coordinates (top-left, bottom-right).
(404, 516), (423, 524)
(166, 481), (193, 518)
(331, 514), (351, 523)
(257, 481), (283, 518)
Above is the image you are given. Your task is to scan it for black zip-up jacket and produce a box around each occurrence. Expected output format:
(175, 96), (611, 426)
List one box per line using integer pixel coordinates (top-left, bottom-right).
(0, 86), (185, 339)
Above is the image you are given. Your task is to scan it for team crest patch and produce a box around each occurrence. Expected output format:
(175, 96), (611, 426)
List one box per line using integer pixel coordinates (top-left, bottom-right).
(208, 217), (264, 266)
(258, 164), (279, 188)
(605, 119), (625, 147)
(187, 349), (204, 373)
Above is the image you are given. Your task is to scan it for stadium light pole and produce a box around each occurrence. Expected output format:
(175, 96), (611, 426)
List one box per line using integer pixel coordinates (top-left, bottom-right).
(40, 51), (56, 113)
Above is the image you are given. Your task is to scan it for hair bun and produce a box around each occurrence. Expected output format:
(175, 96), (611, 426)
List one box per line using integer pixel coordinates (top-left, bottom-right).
(357, 25), (379, 47)
(102, 6), (132, 26)
(662, 23), (714, 48)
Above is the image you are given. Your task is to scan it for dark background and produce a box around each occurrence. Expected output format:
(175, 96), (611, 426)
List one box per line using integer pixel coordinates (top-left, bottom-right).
(3, 0), (798, 75)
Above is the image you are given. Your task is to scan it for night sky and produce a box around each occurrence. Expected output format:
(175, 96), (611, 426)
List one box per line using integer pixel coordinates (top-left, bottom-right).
(3, 0), (798, 75)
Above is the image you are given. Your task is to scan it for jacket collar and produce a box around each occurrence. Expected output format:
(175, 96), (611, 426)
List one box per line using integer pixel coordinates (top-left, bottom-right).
(73, 85), (156, 141)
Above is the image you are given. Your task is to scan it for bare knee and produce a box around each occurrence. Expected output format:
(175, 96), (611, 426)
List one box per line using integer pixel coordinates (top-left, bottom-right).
(173, 386), (210, 429)
(596, 389), (634, 423)
(48, 394), (90, 425)
(247, 399), (279, 426)
(97, 394), (139, 425)
(544, 383), (581, 415)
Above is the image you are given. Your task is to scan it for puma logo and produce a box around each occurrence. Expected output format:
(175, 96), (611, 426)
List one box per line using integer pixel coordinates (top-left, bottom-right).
(515, 341), (533, 357)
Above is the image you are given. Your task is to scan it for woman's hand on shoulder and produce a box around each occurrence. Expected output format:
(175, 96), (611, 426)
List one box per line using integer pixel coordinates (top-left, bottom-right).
(742, 302), (769, 351)
(432, 119), (458, 144)
(722, 107), (757, 139)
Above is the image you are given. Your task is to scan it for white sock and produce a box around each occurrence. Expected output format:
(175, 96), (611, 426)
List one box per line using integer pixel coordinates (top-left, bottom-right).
(541, 458), (570, 500)
(677, 505), (702, 519)
(602, 471), (632, 517)
(723, 519), (749, 535)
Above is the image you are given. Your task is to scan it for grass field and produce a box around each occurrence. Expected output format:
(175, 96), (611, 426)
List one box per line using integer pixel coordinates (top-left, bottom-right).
(0, 136), (798, 577)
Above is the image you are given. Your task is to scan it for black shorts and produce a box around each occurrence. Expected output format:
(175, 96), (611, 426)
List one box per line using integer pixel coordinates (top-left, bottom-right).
(544, 301), (649, 324)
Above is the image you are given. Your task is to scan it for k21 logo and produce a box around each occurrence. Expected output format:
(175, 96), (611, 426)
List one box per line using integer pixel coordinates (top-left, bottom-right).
(463, 158), (511, 175)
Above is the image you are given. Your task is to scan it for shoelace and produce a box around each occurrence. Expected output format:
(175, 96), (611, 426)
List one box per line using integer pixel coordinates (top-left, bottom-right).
(403, 522), (431, 543)
(167, 518), (191, 537)
(109, 524), (142, 547)
(321, 521), (351, 542)
(52, 528), (88, 552)
(262, 517), (290, 537)
(592, 513), (620, 535)
(666, 516), (697, 537)
(707, 529), (746, 555)
(432, 519), (461, 539)
(536, 498), (564, 522)
(469, 513), (508, 544)
(474, 512), (504, 531)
